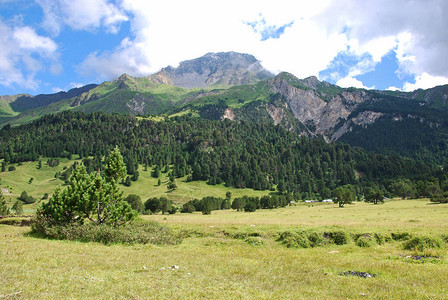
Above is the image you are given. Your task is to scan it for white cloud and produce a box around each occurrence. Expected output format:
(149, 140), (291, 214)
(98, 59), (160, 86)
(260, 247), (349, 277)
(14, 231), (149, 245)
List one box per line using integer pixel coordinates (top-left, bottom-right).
(13, 26), (57, 53)
(79, 0), (348, 81)
(36, 0), (128, 35)
(337, 76), (374, 89)
(386, 86), (401, 91)
(78, 0), (448, 92)
(403, 73), (448, 92)
(317, 0), (448, 87)
(10, 0), (447, 91)
(0, 20), (59, 90)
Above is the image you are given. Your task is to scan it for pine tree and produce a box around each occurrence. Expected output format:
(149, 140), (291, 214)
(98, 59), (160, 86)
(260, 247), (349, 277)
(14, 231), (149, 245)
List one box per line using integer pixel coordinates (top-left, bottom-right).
(35, 148), (137, 228)
(103, 146), (127, 183)
(0, 193), (10, 216)
(12, 200), (23, 215)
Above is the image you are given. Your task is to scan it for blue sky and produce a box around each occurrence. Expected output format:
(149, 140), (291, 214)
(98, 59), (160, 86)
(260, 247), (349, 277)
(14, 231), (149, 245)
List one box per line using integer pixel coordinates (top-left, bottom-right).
(1, 0), (448, 96)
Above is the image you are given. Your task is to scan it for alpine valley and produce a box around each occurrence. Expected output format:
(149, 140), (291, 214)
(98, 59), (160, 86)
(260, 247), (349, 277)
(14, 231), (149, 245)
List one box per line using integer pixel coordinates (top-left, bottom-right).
(1, 52), (448, 166)
(0, 52), (448, 199)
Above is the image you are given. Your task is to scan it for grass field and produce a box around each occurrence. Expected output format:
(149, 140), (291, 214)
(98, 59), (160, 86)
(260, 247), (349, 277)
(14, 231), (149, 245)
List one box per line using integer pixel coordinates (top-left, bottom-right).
(1, 199), (448, 299)
(0, 159), (270, 213)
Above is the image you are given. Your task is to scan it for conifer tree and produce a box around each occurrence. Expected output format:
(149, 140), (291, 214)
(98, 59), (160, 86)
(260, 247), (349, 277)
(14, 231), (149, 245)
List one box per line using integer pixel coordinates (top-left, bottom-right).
(35, 147), (136, 228)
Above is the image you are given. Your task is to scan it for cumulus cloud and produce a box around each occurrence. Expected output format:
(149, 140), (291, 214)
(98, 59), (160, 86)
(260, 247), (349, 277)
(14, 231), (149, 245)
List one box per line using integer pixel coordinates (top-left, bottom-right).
(337, 76), (374, 90)
(403, 73), (448, 92)
(0, 20), (59, 90)
(75, 0), (448, 91)
(316, 0), (448, 90)
(36, 0), (128, 35)
(4, 0), (448, 92)
(78, 0), (347, 81)
(13, 26), (57, 53)
(78, 37), (152, 79)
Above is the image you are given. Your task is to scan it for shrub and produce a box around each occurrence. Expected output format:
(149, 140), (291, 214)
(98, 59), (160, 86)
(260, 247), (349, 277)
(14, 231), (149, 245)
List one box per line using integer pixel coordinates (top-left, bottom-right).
(124, 194), (144, 213)
(441, 234), (448, 243)
(0, 217), (31, 226)
(0, 198), (10, 216)
(8, 166), (16, 171)
(17, 191), (35, 204)
(244, 201), (257, 212)
(430, 191), (448, 203)
(374, 233), (390, 245)
(168, 206), (177, 214)
(324, 231), (350, 245)
(391, 232), (412, 241)
(277, 231), (310, 248)
(354, 234), (374, 247)
(145, 198), (161, 213)
(34, 147), (136, 229)
(307, 231), (326, 247)
(31, 221), (182, 245)
(181, 202), (195, 213)
(245, 237), (265, 246)
(12, 200), (24, 214)
(403, 236), (444, 252)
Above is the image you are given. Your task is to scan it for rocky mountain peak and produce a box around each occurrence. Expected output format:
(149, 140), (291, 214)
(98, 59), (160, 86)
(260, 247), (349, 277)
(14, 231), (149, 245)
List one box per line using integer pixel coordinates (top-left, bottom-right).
(149, 51), (274, 89)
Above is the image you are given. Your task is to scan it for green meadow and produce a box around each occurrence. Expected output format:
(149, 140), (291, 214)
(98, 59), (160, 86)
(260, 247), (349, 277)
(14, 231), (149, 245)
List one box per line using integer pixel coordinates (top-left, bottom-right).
(0, 158), (270, 213)
(1, 199), (448, 299)
(1, 159), (448, 299)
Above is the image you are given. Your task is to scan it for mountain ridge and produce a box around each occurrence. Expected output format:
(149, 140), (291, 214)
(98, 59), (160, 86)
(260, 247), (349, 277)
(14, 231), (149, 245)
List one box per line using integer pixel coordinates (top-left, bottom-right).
(149, 51), (274, 88)
(0, 51), (447, 166)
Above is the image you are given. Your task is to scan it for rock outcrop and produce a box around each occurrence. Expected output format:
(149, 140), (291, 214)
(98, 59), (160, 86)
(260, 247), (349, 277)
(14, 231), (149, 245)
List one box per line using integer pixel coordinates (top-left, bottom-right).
(268, 73), (369, 140)
(149, 52), (274, 89)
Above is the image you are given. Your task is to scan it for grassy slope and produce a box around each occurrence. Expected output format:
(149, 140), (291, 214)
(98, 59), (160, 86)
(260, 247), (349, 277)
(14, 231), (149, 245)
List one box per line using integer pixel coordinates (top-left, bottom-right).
(0, 159), (270, 212)
(0, 98), (74, 127)
(181, 81), (270, 110)
(1, 200), (448, 299)
(0, 158), (76, 213)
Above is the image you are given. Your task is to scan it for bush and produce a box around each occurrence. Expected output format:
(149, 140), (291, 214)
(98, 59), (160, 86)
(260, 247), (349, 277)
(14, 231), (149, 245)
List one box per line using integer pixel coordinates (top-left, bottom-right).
(12, 200), (24, 214)
(391, 232), (412, 241)
(244, 201), (257, 212)
(245, 237), (265, 246)
(145, 198), (161, 213)
(31, 221), (182, 245)
(354, 234), (374, 247)
(307, 231), (326, 247)
(430, 191), (448, 203)
(277, 231), (310, 248)
(374, 233), (390, 245)
(18, 191), (35, 204)
(181, 202), (195, 213)
(441, 234), (448, 243)
(8, 166), (16, 171)
(324, 231), (350, 245)
(403, 236), (444, 252)
(168, 206), (177, 214)
(0, 199), (10, 216)
(124, 194), (143, 213)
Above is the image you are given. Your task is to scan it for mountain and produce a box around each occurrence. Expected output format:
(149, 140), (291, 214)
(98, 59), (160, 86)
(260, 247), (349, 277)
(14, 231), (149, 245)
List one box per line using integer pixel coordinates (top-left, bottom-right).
(0, 110), (440, 198)
(149, 52), (274, 88)
(0, 51), (447, 166)
(0, 84), (97, 116)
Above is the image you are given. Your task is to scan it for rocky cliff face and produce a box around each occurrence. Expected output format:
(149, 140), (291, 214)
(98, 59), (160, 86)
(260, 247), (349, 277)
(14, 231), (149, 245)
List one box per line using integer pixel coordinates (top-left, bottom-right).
(267, 73), (370, 140)
(149, 52), (274, 89)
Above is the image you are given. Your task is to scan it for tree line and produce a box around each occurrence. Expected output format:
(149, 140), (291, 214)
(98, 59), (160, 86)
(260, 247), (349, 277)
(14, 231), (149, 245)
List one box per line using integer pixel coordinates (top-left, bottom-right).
(0, 111), (446, 198)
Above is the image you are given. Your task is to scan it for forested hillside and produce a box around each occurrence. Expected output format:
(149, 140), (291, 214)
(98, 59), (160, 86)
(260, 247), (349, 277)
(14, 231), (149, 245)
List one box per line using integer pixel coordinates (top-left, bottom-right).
(1, 52), (447, 171)
(0, 111), (443, 199)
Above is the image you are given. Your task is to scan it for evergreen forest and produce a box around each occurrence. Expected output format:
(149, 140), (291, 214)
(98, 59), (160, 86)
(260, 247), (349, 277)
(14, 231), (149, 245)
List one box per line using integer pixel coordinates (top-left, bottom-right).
(0, 111), (445, 199)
